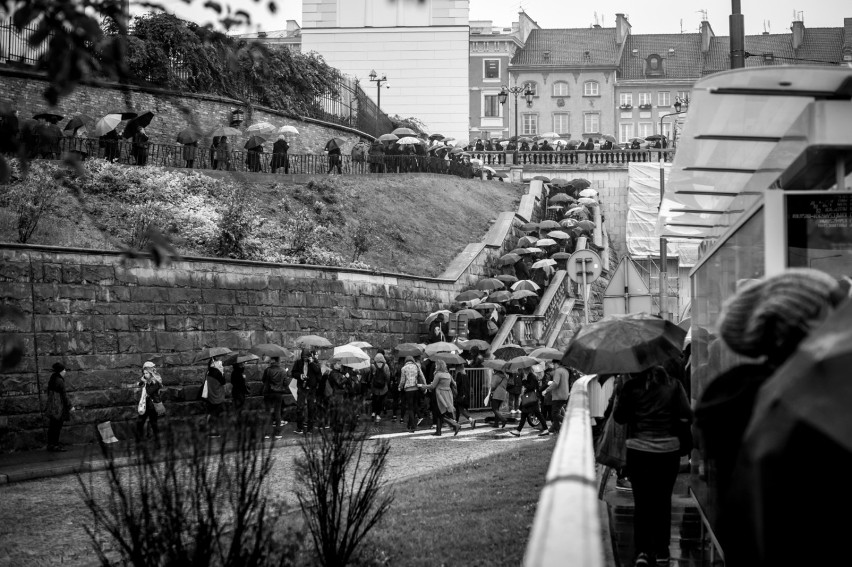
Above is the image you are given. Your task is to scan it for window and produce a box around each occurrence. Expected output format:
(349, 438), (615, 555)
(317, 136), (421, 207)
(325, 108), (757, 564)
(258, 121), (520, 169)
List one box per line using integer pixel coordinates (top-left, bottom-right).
(638, 122), (654, 138)
(583, 112), (600, 134)
(619, 123), (634, 144)
(619, 93), (633, 106)
(523, 82), (538, 96)
(638, 92), (652, 106)
(583, 81), (599, 96)
(522, 113), (538, 135)
(483, 94), (500, 117)
(483, 59), (500, 80)
(552, 81), (569, 97)
(661, 121), (673, 139)
(677, 91), (690, 104)
(658, 91), (671, 107)
(553, 113), (570, 134)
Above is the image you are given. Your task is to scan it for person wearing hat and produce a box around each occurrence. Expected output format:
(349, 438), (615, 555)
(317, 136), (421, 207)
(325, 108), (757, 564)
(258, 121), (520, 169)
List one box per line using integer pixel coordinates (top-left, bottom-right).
(137, 361), (164, 447)
(44, 362), (72, 452)
(694, 268), (848, 565)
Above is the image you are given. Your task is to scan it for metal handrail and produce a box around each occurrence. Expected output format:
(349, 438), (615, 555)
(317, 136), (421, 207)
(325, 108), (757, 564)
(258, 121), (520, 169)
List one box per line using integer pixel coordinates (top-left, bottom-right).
(523, 374), (604, 567)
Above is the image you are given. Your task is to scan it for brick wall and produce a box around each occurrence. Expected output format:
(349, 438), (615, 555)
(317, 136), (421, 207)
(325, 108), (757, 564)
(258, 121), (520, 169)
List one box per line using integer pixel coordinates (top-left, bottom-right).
(0, 69), (365, 155)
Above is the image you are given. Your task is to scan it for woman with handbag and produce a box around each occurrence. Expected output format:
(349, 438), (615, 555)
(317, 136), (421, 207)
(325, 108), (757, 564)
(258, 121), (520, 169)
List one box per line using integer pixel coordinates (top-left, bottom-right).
(424, 360), (462, 436)
(614, 365), (692, 567)
(510, 373), (549, 437)
(45, 362), (72, 452)
(488, 368), (509, 428)
(136, 361), (164, 447)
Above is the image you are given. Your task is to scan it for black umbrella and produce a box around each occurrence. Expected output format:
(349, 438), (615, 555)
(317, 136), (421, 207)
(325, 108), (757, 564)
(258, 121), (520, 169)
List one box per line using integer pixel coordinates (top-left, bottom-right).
(394, 343), (424, 357)
(428, 133), (445, 141)
(493, 345), (527, 360)
(176, 128), (201, 144)
(33, 112), (63, 123)
(244, 135), (266, 149)
(249, 343), (289, 358)
(325, 138), (345, 151)
(645, 134), (666, 141)
(110, 111), (138, 120)
(129, 110), (155, 128)
(64, 114), (93, 132)
(193, 347), (233, 364)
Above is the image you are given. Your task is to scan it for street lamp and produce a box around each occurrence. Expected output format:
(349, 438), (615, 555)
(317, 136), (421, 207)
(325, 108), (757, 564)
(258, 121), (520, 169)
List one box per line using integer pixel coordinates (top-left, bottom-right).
(657, 95), (689, 321)
(368, 70), (388, 134)
(498, 84), (534, 140)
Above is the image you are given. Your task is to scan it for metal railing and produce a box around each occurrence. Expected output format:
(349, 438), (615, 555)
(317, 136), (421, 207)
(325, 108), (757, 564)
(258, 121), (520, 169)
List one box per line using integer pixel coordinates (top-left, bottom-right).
(535, 270), (568, 339)
(523, 374), (604, 567)
(468, 150), (508, 165)
(465, 367), (493, 410)
(13, 137), (475, 178)
(516, 149), (675, 165)
(1, 18), (48, 66)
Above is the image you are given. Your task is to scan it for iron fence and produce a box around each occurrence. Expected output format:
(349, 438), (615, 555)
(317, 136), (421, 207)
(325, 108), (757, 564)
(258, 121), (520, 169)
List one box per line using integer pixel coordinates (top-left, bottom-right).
(1, 18), (48, 66)
(466, 368), (493, 410)
(516, 149), (675, 165)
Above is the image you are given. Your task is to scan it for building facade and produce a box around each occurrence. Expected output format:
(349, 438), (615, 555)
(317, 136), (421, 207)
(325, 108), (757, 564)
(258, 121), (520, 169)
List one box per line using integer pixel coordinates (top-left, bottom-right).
(300, 0), (470, 141)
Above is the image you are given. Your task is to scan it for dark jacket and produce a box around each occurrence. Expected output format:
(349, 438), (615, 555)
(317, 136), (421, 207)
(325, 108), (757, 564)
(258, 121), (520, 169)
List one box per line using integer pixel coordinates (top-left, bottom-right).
(291, 358), (322, 391)
(206, 365), (226, 405)
(230, 365), (248, 399)
(262, 362), (289, 395)
(47, 372), (71, 421)
(613, 376), (692, 441)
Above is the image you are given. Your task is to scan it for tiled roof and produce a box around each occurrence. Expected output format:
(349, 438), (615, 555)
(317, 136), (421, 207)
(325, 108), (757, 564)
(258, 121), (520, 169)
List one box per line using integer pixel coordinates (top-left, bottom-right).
(703, 28), (846, 74)
(618, 34), (704, 80)
(511, 28), (620, 66)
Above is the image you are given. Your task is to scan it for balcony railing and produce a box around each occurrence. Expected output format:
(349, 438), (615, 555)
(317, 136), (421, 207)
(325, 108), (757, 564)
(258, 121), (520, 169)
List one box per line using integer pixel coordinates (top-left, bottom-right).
(516, 149), (675, 165)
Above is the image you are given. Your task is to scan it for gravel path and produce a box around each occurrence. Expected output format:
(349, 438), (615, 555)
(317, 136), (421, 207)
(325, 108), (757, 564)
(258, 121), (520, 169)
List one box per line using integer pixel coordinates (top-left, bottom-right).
(0, 426), (548, 566)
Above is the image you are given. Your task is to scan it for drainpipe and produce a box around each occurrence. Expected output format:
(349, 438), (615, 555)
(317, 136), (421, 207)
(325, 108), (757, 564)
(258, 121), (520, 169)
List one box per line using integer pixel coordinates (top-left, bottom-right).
(730, 0), (746, 69)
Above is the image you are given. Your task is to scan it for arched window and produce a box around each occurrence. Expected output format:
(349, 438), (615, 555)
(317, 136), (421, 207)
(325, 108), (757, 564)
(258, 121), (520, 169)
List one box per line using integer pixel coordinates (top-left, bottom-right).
(523, 81), (538, 96)
(583, 81), (599, 96)
(552, 81), (569, 97)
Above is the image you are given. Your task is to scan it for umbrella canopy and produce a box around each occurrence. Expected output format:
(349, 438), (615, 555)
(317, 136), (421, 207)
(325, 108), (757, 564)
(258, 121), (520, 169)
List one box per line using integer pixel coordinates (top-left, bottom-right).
(456, 290), (487, 302)
(512, 280), (541, 292)
(246, 121), (276, 135)
(487, 290), (513, 303)
(578, 220), (596, 232)
(392, 127), (417, 136)
(495, 274), (518, 284)
(449, 147), (465, 155)
(565, 140), (581, 148)
(64, 114), (93, 131)
(33, 112), (63, 123)
(505, 356), (540, 372)
(560, 218), (580, 228)
(92, 114), (123, 137)
(428, 133), (445, 141)
(476, 278), (505, 291)
(331, 344), (371, 365)
(424, 342), (462, 356)
(547, 230), (570, 240)
(562, 312), (687, 374)
(498, 253), (521, 266)
(570, 178), (591, 189)
(550, 178), (571, 186)
(455, 308), (483, 320)
(279, 125), (300, 134)
(601, 134), (617, 142)
(518, 236), (538, 247)
(325, 138), (345, 151)
(532, 259), (557, 269)
(579, 188), (598, 198)
(396, 136), (422, 145)
(425, 309), (451, 325)
(193, 346), (233, 363)
(249, 343), (289, 358)
(520, 222), (540, 232)
(539, 220), (561, 230)
(536, 238), (557, 247)
(538, 132), (561, 139)
(628, 137), (645, 143)
(394, 343), (424, 357)
(549, 193), (573, 205)
(509, 248), (533, 256)
(547, 205), (565, 212)
(578, 197), (597, 206)
(493, 345), (527, 360)
(532, 175), (551, 182)
(347, 341), (373, 349)
(295, 335), (333, 349)
(525, 247), (544, 255)
(551, 252), (572, 260)
(645, 134), (666, 141)
(211, 125), (242, 138)
(378, 133), (399, 142)
(223, 352), (261, 366)
(177, 128), (201, 144)
(483, 359), (508, 371)
(474, 302), (503, 312)
(529, 347), (564, 361)
(244, 135), (266, 149)
(458, 339), (491, 351)
(122, 111), (155, 138)
(430, 352), (466, 365)
(511, 289), (538, 300)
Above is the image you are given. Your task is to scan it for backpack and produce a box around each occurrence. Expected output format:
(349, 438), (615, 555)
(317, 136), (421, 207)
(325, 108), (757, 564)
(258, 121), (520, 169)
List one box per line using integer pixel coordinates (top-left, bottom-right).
(372, 366), (388, 389)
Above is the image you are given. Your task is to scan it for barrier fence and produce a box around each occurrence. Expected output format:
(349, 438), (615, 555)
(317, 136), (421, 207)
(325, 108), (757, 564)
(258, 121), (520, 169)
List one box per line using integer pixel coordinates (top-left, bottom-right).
(465, 368), (493, 410)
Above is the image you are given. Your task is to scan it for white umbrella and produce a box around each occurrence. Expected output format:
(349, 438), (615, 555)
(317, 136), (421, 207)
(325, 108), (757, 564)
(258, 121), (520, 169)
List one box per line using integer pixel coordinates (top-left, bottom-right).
(525, 247), (544, 254)
(396, 136), (422, 145)
(536, 238), (557, 247)
(331, 345), (370, 366)
(579, 188), (598, 198)
(278, 125), (299, 134)
(347, 341), (372, 349)
(578, 197), (598, 206)
(246, 121), (276, 134)
(532, 259), (557, 269)
(91, 114), (122, 137)
(538, 132), (561, 139)
(424, 342), (462, 356)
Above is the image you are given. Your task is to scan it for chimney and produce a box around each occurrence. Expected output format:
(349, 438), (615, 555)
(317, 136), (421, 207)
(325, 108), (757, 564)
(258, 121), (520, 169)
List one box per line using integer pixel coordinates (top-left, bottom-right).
(700, 20), (715, 54)
(791, 20), (805, 50)
(615, 13), (631, 45)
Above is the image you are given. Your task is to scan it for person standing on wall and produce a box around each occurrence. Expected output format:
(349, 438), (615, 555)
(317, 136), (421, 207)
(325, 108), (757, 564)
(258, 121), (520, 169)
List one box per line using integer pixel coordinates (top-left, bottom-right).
(544, 360), (571, 433)
(292, 349), (322, 433)
(45, 362), (72, 452)
(136, 361), (164, 447)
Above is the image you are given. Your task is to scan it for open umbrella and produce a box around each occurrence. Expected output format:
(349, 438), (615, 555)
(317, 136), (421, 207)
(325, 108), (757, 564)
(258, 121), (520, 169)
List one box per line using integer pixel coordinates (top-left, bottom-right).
(547, 205), (565, 212)
(474, 302), (502, 312)
(211, 125), (242, 138)
(455, 308), (483, 320)
(449, 147), (465, 155)
(458, 339), (491, 351)
(538, 132), (560, 139)
(33, 112), (63, 123)
(525, 247), (544, 255)
(456, 290), (486, 302)
(628, 137), (645, 144)
(92, 114), (123, 137)
(570, 178), (591, 189)
(549, 194), (573, 205)
(520, 223), (540, 233)
(428, 133), (445, 141)
(601, 134), (617, 143)
(249, 343), (289, 358)
(551, 252), (572, 261)
(645, 134), (666, 141)
(244, 135), (266, 149)
(295, 335), (333, 349)
(425, 309), (451, 325)
(560, 218), (580, 228)
(325, 138), (345, 151)
(223, 352), (260, 365)
(496, 274), (518, 285)
(193, 346), (233, 363)
(578, 220), (596, 232)
(550, 178), (570, 186)
(539, 220), (561, 231)
(532, 259), (557, 269)
(518, 236), (538, 247)
(562, 312), (687, 374)
(547, 230), (570, 240)
(424, 342), (462, 356)
(536, 238), (557, 247)
(509, 248), (532, 256)
(529, 347), (564, 361)
(64, 114), (93, 131)
(511, 289), (538, 300)
(331, 344), (371, 366)
(279, 125), (300, 134)
(392, 127), (417, 136)
(347, 341), (373, 349)
(483, 359), (508, 371)
(177, 128), (201, 144)
(396, 136), (422, 145)
(123, 110), (155, 138)
(493, 345), (527, 360)
(394, 343), (424, 357)
(476, 278), (505, 292)
(532, 175), (551, 183)
(578, 197), (597, 206)
(378, 133), (399, 142)
(488, 290), (513, 303)
(430, 352), (466, 365)
(498, 253), (521, 266)
(505, 356), (540, 372)
(512, 280), (541, 292)
(580, 188), (599, 198)
(246, 121), (276, 135)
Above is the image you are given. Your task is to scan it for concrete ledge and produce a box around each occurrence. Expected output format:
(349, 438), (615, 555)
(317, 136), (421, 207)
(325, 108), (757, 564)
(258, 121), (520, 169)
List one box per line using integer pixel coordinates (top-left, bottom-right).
(483, 212), (517, 248)
(438, 242), (487, 280)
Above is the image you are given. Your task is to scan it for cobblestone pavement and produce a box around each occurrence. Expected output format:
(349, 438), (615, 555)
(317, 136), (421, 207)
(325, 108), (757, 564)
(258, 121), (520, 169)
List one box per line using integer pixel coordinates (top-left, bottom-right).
(0, 423), (553, 567)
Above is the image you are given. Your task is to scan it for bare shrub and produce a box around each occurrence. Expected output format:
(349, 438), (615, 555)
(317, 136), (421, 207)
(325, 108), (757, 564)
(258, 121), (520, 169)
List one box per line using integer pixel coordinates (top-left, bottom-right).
(214, 184), (260, 259)
(3, 164), (63, 243)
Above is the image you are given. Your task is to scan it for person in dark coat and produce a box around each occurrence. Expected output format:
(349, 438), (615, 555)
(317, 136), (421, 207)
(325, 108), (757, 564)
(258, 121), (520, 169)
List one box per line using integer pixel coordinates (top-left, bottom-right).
(204, 357), (227, 437)
(136, 361), (163, 447)
(428, 314), (446, 343)
(474, 138), (484, 151)
(216, 136), (231, 170)
(452, 364), (476, 428)
(99, 129), (120, 162)
(630, 139), (642, 150)
(584, 138), (595, 151)
(291, 349), (322, 433)
(132, 127), (149, 166)
(0, 108), (19, 154)
(327, 144), (343, 174)
(45, 362), (72, 451)
(246, 143), (263, 172)
(261, 356), (289, 438)
(519, 141), (530, 152)
(271, 135), (290, 174)
(509, 372), (549, 437)
(230, 360), (248, 414)
(515, 257), (531, 281)
(369, 140), (385, 173)
(210, 136), (220, 169)
(183, 140), (198, 168)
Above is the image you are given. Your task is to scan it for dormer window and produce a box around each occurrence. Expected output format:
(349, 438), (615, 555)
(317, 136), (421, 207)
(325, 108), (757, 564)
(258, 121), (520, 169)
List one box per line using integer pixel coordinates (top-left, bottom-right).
(543, 50), (551, 61)
(646, 54), (664, 77)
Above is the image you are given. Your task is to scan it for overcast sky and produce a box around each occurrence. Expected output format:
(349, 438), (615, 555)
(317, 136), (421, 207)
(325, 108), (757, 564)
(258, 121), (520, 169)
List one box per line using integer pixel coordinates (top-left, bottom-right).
(152, 0), (850, 35)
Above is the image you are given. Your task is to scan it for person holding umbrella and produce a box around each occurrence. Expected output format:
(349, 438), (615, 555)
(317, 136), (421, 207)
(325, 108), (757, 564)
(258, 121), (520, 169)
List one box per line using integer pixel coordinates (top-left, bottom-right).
(216, 136), (231, 170)
(132, 127), (149, 166)
(261, 356), (290, 438)
(245, 137), (264, 172)
(205, 356), (227, 437)
(291, 349), (322, 433)
(425, 360), (462, 436)
(136, 361), (164, 447)
(509, 370), (549, 437)
(100, 128), (120, 162)
(326, 138), (343, 174)
(271, 135), (290, 174)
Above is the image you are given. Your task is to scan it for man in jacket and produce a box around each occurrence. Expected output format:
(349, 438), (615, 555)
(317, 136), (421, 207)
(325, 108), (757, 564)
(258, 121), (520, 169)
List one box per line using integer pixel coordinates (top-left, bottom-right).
(262, 356), (289, 438)
(291, 349), (322, 433)
(545, 361), (572, 433)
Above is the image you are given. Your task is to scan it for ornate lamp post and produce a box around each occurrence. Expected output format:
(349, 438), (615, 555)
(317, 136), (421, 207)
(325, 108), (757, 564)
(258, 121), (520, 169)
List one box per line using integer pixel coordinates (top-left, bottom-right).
(498, 84), (534, 140)
(369, 70), (388, 134)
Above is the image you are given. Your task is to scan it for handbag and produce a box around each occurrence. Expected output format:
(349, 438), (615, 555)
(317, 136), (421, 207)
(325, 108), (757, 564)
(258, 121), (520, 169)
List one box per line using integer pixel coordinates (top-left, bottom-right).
(450, 378), (458, 398)
(520, 390), (539, 410)
(594, 412), (627, 469)
(153, 401), (166, 416)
